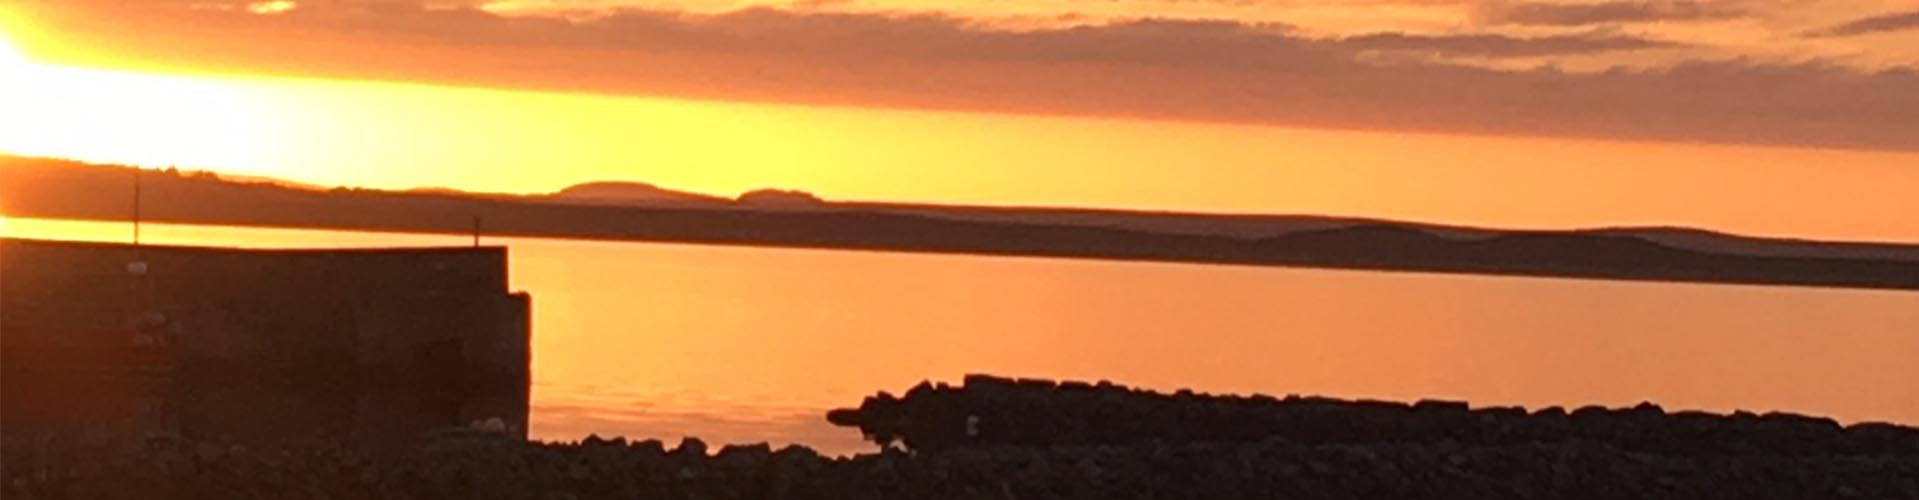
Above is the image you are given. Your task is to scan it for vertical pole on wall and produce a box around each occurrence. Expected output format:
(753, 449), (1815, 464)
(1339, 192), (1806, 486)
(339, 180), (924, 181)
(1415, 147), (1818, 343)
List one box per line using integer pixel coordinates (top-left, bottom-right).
(133, 167), (143, 246)
(473, 215), (482, 248)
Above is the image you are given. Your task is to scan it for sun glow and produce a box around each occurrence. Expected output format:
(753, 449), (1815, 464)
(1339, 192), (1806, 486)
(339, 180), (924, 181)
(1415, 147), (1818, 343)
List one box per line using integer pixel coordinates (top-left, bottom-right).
(0, 29), (272, 172)
(0, 34), (25, 68)
(0, 31), (38, 157)
(4, 18), (1919, 243)
(247, 1), (299, 15)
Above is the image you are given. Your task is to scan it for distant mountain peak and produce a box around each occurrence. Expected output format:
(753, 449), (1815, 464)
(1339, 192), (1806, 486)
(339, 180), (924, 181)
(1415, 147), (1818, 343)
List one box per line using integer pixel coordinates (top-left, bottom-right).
(549, 181), (728, 206)
(737, 188), (824, 208)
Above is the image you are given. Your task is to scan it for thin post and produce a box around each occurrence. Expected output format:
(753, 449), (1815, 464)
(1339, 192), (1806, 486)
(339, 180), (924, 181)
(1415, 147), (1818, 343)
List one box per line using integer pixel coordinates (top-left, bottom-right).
(472, 215), (481, 248)
(133, 167), (142, 245)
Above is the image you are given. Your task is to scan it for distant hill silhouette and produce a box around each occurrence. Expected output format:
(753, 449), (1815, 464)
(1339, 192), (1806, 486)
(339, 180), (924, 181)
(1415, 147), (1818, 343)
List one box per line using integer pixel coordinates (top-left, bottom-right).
(5, 155), (1917, 290)
(737, 189), (826, 209)
(548, 181), (731, 206)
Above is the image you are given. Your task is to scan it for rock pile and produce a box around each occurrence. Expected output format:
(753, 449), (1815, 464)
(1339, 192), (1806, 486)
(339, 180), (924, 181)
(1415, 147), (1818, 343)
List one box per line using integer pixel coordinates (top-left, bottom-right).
(6, 375), (1917, 499)
(8, 431), (1918, 499)
(829, 374), (1919, 457)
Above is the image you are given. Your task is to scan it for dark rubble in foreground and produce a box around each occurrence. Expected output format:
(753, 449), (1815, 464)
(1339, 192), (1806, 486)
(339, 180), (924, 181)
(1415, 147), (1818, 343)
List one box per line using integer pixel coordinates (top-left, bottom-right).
(7, 375), (1919, 500)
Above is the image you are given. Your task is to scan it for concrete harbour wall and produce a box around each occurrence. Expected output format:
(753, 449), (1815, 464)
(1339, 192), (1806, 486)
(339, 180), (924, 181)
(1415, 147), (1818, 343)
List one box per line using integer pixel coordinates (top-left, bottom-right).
(0, 238), (531, 446)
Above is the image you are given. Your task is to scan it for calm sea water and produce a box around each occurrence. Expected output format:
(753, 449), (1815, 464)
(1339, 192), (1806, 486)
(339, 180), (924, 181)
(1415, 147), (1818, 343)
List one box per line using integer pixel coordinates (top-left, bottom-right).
(5, 216), (1917, 455)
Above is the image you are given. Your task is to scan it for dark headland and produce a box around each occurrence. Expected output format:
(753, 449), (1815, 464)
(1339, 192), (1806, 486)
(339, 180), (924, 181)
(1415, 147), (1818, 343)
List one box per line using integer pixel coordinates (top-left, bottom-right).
(7, 376), (1917, 499)
(6, 154), (1919, 290)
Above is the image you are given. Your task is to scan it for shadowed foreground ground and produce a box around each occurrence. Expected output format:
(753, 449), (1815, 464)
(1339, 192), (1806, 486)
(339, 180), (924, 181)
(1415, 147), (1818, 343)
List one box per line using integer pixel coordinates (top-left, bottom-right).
(7, 376), (1918, 499)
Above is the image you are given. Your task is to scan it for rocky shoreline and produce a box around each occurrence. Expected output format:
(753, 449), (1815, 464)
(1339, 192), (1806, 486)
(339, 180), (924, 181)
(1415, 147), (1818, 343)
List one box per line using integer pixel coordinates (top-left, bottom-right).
(7, 375), (1918, 499)
(829, 375), (1919, 456)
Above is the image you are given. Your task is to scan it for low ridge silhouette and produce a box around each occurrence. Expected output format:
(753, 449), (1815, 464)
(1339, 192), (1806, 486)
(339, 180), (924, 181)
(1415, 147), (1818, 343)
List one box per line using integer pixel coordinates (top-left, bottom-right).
(5, 155), (1917, 290)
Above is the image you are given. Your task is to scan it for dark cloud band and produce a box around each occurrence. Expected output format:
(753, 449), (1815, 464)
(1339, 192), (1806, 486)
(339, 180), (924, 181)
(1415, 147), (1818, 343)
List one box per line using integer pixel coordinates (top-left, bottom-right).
(1472, 0), (1751, 26)
(1806, 11), (1919, 38)
(13, 0), (1919, 151)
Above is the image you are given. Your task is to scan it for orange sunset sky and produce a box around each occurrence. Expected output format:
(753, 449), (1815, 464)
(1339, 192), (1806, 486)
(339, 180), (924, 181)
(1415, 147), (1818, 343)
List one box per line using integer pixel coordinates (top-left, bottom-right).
(1, 0), (1917, 241)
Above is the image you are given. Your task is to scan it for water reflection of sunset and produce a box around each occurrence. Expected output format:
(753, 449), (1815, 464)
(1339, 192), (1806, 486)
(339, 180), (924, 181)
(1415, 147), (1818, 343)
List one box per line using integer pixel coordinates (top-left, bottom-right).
(8, 217), (1918, 456)
(6, 0), (1919, 492)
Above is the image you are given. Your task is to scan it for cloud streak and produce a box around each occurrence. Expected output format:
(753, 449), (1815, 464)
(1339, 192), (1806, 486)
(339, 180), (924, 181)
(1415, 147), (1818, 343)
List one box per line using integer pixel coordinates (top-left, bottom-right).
(1472, 0), (1751, 26)
(14, 0), (1919, 151)
(1806, 10), (1919, 38)
(1338, 31), (1684, 56)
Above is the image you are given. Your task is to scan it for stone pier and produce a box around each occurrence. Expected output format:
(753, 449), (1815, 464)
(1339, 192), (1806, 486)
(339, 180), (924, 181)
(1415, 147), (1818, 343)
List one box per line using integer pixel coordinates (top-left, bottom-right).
(0, 238), (531, 446)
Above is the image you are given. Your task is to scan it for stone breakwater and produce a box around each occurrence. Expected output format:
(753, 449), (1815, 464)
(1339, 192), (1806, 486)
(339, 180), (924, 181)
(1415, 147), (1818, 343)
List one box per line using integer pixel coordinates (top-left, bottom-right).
(5, 375), (1918, 499)
(829, 374), (1919, 456)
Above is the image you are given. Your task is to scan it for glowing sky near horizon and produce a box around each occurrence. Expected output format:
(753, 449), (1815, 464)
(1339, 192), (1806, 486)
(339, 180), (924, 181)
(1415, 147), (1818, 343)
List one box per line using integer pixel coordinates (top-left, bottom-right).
(3, 1), (1919, 242)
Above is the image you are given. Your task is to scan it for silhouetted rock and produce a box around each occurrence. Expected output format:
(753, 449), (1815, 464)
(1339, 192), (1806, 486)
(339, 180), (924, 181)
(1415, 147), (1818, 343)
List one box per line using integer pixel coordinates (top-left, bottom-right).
(830, 375), (1919, 457)
(825, 408), (863, 426)
(7, 428), (1916, 500)
(673, 437), (708, 457)
(7, 375), (1919, 499)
